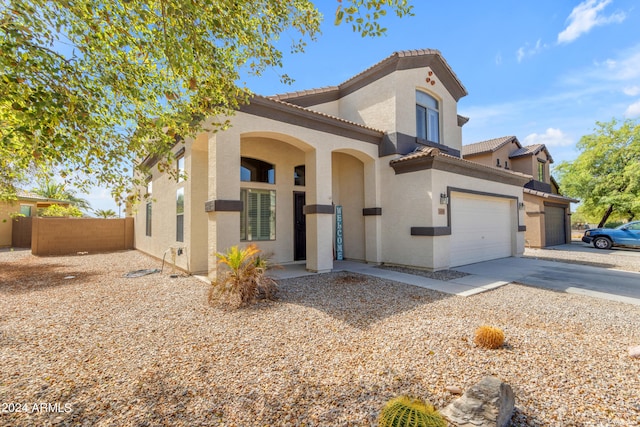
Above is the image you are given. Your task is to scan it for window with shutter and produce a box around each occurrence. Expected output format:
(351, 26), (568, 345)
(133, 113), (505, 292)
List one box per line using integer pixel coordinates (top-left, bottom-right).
(240, 189), (275, 241)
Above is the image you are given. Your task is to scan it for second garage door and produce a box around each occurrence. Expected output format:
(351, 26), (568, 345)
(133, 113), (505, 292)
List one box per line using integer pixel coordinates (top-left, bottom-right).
(544, 205), (567, 247)
(450, 192), (513, 267)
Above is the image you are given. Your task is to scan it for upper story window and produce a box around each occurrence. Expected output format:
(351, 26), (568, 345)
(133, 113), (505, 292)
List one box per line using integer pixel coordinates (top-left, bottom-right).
(241, 157), (275, 184)
(176, 153), (185, 182)
(294, 165), (305, 186)
(537, 160), (545, 182)
(416, 91), (440, 144)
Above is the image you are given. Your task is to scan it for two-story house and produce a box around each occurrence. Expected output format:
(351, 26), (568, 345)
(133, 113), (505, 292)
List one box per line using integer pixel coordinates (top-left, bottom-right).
(462, 136), (578, 247)
(134, 50), (531, 277)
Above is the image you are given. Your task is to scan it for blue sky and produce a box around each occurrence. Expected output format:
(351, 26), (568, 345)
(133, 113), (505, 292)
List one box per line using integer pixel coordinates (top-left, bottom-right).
(88, 0), (640, 213)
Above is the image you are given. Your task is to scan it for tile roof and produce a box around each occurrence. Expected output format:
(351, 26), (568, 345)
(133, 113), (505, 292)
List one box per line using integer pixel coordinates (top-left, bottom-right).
(16, 190), (50, 201)
(461, 136), (520, 157)
(271, 49), (468, 104)
(509, 144), (553, 162)
(389, 146), (531, 179)
(524, 188), (578, 203)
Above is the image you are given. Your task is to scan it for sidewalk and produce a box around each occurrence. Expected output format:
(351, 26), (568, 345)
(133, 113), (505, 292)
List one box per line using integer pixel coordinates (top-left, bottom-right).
(268, 260), (510, 297)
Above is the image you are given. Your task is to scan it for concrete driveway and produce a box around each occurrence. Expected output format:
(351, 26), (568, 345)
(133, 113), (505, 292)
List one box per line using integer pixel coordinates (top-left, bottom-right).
(456, 255), (640, 305)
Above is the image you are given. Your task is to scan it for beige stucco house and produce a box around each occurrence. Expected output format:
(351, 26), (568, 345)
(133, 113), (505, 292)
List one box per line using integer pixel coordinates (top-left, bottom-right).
(133, 49), (533, 276)
(0, 191), (69, 247)
(462, 136), (578, 247)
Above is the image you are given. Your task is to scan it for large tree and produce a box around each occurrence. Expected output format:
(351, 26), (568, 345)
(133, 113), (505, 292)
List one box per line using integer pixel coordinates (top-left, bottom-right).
(555, 118), (640, 227)
(0, 0), (412, 202)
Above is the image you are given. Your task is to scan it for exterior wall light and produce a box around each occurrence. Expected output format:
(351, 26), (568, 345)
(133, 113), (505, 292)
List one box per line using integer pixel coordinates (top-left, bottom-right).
(518, 202), (525, 210)
(440, 193), (449, 205)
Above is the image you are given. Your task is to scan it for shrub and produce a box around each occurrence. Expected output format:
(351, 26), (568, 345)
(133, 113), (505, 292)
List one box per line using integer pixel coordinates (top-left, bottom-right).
(38, 204), (83, 217)
(379, 396), (447, 427)
(209, 244), (277, 308)
(474, 325), (505, 349)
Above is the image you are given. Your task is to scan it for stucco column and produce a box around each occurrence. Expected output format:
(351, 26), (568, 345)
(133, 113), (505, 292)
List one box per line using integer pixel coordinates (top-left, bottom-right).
(363, 160), (382, 263)
(305, 148), (334, 273)
(206, 131), (241, 279)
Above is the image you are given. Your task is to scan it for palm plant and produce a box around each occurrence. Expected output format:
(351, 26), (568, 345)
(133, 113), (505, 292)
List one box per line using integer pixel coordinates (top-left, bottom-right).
(32, 179), (91, 211)
(94, 209), (117, 218)
(209, 244), (277, 308)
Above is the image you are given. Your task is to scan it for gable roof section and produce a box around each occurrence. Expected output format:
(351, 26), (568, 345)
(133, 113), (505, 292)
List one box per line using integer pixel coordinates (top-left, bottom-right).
(15, 190), (69, 204)
(271, 49), (468, 107)
(389, 146), (531, 186)
(461, 136), (520, 157)
(509, 144), (554, 163)
(240, 95), (385, 144)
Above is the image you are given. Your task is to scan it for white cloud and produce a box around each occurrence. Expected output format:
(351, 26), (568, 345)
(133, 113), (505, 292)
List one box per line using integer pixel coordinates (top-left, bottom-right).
(623, 86), (640, 96)
(516, 39), (548, 63)
(557, 0), (626, 44)
(624, 100), (640, 118)
(524, 128), (574, 147)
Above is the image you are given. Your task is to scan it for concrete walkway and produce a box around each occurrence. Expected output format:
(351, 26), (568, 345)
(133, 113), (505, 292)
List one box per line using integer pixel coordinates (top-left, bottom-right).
(269, 260), (510, 297)
(270, 258), (640, 305)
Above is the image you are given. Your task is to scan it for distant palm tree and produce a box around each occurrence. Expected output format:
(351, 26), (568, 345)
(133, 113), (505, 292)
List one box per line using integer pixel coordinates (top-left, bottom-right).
(32, 180), (91, 211)
(94, 209), (117, 218)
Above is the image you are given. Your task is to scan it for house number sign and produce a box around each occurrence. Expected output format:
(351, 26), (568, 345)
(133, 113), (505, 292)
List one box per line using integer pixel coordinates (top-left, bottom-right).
(335, 205), (344, 260)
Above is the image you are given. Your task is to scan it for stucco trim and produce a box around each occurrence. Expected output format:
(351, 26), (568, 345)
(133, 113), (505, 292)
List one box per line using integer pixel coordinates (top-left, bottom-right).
(205, 200), (243, 212)
(303, 204), (335, 215)
(410, 226), (451, 236)
(363, 207), (382, 216)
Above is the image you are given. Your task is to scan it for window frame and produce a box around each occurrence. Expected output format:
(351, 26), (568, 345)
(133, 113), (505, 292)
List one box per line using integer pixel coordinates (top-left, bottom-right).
(145, 201), (152, 237)
(19, 205), (32, 217)
(240, 188), (276, 241)
(537, 160), (545, 182)
(416, 90), (440, 144)
(176, 187), (184, 242)
(241, 157), (275, 184)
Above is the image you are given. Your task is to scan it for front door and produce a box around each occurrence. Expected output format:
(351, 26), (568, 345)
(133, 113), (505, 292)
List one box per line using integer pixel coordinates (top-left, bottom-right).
(293, 192), (306, 260)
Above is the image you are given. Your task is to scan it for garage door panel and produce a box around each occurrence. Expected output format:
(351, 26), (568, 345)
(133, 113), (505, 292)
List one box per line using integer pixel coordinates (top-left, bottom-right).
(545, 206), (566, 247)
(450, 193), (513, 267)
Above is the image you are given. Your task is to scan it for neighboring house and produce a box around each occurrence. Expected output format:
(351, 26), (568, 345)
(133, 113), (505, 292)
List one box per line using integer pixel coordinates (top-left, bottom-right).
(0, 191), (70, 247)
(134, 49), (531, 276)
(462, 136), (578, 247)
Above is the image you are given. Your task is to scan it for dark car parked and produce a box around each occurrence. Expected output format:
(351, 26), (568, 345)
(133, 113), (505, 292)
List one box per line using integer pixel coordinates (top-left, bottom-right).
(582, 221), (640, 249)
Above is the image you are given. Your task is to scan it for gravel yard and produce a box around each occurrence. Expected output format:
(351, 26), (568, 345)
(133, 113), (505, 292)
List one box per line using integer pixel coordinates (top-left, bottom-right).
(1, 250), (639, 426)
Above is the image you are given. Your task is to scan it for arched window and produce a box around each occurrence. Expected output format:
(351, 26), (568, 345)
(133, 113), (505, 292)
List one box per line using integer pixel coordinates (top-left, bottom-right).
(241, 157), (275, 184)
(416, 91), (440, 143)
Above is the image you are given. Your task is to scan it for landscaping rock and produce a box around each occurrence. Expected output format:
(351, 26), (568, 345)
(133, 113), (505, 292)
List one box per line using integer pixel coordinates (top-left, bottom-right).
(441, 376), (514, 427)
(445, 385), (463, 395)
(629, 345), (640, 359)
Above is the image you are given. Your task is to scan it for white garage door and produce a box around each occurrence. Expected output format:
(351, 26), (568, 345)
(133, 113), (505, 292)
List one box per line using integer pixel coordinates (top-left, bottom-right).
(450, 192), (513, 267)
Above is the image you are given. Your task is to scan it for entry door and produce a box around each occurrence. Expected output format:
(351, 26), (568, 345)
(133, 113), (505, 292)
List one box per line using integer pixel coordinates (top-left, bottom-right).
(293, 192), (306, 261)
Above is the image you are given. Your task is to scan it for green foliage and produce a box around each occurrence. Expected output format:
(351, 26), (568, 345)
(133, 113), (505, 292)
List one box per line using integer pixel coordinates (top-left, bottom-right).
(31, 179), (91, 211)
(1, 0), (411, 203)
(335, 0), (414, 37)
(38, 204), (83, 217)
(209, 244), (277, 308)
(474, 325), (505, 349)
(94, 209), (117, 218)
(556, 118), (640, 226)
(379, 396), (447, 427)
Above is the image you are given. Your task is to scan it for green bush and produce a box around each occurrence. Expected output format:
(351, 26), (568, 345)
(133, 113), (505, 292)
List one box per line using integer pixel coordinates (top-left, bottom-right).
(38, 204), (83, 217)
(379, 396), (447, 427)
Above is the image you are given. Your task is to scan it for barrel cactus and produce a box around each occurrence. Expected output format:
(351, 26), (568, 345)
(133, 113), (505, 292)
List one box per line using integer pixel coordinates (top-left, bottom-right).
(474, 325), (505, 349)
(378, 395), (447, 427)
